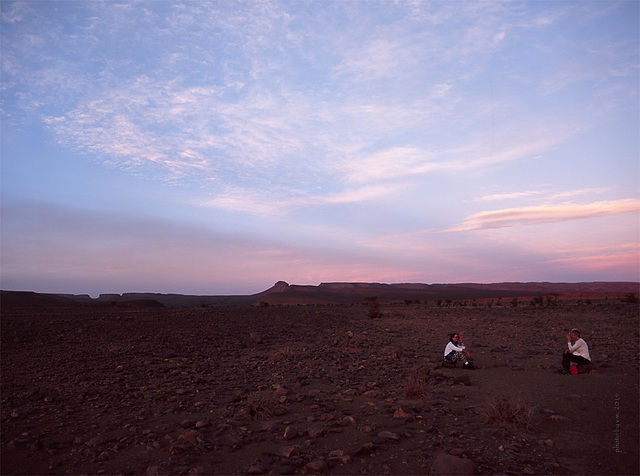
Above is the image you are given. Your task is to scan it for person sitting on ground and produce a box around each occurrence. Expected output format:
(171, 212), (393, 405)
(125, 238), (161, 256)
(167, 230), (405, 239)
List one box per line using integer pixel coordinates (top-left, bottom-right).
(444, 333), (474, 369)
(559, 328), (591, 374)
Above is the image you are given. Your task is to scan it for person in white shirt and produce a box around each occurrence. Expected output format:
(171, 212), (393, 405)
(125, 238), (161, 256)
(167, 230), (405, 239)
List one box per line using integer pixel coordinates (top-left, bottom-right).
(559, 328), (591, 374)
(444, 333), (474, 368)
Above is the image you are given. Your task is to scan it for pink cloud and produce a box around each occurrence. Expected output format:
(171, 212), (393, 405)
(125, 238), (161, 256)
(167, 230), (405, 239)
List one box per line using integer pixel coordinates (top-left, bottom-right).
(443, 199), (640, 232)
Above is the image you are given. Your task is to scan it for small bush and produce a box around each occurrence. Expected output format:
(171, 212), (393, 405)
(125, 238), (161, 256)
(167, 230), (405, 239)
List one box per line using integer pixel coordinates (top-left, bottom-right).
(478, 396), (532, 428)
(403, 376), (430, 399)
(268, 346), (296, 363)
(241, 390), (275, 420)
(365, 296), (382, 318)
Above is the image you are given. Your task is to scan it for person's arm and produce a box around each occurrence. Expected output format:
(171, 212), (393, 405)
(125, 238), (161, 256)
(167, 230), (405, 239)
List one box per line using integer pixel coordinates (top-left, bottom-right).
(458, 340), (471, 358)
(567, 335), (581, 353)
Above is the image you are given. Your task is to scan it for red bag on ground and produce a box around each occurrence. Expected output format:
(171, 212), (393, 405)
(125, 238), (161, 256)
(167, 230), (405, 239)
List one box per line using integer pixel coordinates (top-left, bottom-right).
(570, 366), (578, 375)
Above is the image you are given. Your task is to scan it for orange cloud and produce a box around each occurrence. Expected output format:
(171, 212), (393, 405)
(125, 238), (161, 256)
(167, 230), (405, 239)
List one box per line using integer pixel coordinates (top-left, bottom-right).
(443, 199), (640, 232)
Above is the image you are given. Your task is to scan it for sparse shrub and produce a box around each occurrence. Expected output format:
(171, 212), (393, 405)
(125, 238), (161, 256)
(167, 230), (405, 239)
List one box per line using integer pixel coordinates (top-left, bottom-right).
(478, 396), (532, 428)
(403, 375), (430, 399)
(623, 293), (639, 304)
(384, 345), (404, 359)
(241, 390), (275, 420)
(365, 296), (382, 318)
(511, 298), (518, 308)
(268, 346), (296, 363)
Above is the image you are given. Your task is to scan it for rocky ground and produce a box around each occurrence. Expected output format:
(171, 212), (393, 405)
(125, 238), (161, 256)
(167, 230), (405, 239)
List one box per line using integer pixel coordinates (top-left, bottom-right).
(1, 300), (638, 475)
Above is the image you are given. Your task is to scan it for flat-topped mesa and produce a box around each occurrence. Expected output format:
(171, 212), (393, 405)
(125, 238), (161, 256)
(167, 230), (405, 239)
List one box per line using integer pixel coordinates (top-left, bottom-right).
(98, 293), (121, 301)
(318, 282), (389, 289)
(262, 281), (289, 294)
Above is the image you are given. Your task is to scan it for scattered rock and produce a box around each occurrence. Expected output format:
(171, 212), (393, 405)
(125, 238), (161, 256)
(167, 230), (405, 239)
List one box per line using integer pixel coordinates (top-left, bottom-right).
(145, 466), (170, 476)
(304, 459), (328, 474)
(353, 442), (375, 456)
(87, 436), (107, 447)
(377, 430), (400, 440)
(429, 452), (475, 475)
(283, 426), (298, 440)
(281, 445), (297, 458)
(247, 464), (264, 475)
(178, 430), (201, 444)
(453, 374), (471, 386)
(274, 385), (289, 396)
(307, 427), (324, 438)
(393, 408), (411, 418)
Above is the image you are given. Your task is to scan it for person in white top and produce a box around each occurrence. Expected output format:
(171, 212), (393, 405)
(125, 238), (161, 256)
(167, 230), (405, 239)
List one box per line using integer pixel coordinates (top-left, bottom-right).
(444, 333), (474, 368)
(559, 328), (591, 374)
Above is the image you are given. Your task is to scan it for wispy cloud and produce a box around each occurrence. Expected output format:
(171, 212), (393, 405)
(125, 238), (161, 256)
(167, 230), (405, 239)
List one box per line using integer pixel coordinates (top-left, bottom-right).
(472, 187), (610, 203)
(444, 199), (640, 232)
(333, 38), (415, 81)
(473, 191), (542, 202)
(339, 147), (439, 183)
(197, 181), (404, 217)
(0, 2), (32, 24)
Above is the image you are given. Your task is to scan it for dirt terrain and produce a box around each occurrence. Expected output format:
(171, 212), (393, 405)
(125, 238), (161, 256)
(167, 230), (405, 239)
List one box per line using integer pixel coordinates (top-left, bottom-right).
(1, 300), (638, 475)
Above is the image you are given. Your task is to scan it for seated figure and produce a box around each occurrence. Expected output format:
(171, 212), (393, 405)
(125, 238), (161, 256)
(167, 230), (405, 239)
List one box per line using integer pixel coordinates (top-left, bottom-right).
(444, 333), (474, 369)
(559, 328), (592, 374)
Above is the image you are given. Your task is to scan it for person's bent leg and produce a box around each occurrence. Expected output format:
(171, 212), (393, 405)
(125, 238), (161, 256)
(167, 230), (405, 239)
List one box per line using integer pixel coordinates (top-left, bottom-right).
(568, 354), (590, 367)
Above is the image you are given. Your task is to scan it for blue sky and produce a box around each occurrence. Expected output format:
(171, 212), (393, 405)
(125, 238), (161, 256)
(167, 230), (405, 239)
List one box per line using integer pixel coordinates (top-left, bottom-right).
(1, 0), (638, 296)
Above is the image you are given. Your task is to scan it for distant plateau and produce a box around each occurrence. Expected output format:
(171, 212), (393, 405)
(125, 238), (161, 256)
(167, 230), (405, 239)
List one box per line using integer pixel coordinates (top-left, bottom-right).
(2, 281), (638, 308)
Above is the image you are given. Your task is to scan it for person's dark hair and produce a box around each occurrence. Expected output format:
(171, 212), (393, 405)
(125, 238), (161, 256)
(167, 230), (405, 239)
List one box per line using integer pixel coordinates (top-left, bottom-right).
(571, 328), (581, 337)
(450, 333), (458, 341)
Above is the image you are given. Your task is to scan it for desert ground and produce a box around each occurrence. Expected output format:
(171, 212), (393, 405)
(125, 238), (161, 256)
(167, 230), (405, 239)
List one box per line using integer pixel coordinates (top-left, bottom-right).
(2, 299), (638, 475)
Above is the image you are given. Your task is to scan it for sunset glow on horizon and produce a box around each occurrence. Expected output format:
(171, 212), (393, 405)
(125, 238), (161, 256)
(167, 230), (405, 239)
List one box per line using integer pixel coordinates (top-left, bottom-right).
(1, 1), (638, 296)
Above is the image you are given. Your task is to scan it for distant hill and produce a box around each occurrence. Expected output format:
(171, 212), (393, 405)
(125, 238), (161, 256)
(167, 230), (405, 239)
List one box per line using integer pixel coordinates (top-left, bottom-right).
(2, 281), (638, 308)
(0, 291), (81, 307)
(257, 281), (640, 305)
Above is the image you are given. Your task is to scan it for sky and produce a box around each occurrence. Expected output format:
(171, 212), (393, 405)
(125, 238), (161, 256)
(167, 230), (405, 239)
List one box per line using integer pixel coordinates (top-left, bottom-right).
(1, 0), (639, 297)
